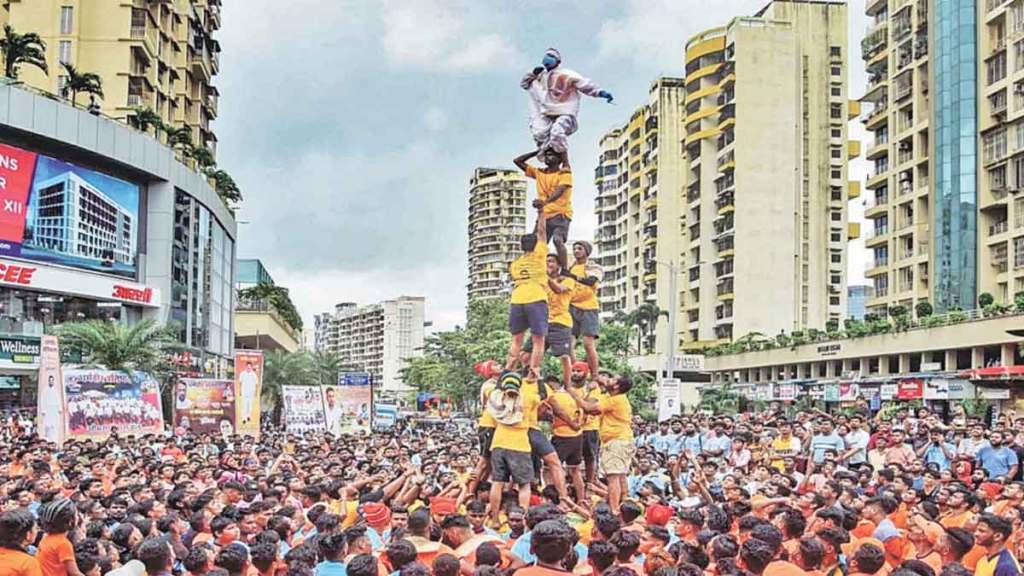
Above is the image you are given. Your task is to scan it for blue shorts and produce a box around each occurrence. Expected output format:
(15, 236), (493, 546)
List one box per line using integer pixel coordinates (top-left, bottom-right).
(510, 301), (549, 336)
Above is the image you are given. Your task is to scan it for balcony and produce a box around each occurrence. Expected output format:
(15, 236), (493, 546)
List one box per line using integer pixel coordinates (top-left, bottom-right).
(990, 220), (1009, 236)
(988, 0), (1009, 13)
(862, 24), (889, 59)
(865, 195), (889, 218)
(866, 169), (889, 189)
(130, 20), (159, 58)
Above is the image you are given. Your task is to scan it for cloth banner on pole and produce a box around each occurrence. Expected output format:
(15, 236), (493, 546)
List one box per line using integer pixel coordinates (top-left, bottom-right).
(174, 379), (235, 436)
(64, 369), (163, 440)
(234, 350), (264, 439)
(657, 379), (681, 422)
(37, 335), (65, 445)
(322, 372), (372, 435)
(282, 385), (327, 433)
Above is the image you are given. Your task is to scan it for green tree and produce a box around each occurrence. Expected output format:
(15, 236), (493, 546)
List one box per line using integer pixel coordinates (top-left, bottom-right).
(163, 125), (193, 152)
(312, 351), (357, 387)
(60, 62), (103, 108)
(261, 350), (315, 419)
(915, 301), (933, 318)
(1, 24), (48, 80)
(698, 383), (740, 414)
(53, 319), (181, 385)
(128, 106), (163, 134)
(979, 292), (995, 308)
(206, 169), (243, 207)
(237, 282), (303, 331)
(188, 146), (216, 171)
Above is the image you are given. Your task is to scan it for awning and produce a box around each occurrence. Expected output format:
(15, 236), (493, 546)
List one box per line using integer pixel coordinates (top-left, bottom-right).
(960, 365), (1024, 379)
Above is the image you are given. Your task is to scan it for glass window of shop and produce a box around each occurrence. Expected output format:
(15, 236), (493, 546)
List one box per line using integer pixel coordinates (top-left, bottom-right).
(0, 287), (136, 335)
(171, 190), (234, 358)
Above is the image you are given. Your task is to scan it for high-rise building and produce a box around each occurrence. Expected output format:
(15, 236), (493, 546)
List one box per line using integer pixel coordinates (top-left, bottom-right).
(314, 296), (426, 392)
(2, 0), (221, 155)
(859, 0), (1024, 315)
(467, 168), (527, 302)
(234, 259), (302, 352)
(680, 0), (852, 347)
(594, 77), (686, 354)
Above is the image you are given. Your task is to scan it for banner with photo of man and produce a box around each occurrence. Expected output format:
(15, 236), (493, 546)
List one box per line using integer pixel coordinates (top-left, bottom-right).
(174, 379), (236, 436)
(37, 335), (65, 445)
(234, 350), (263, 438)
(63, 369), (163, 440)
(282, 385), (327, 434)
(322, 372), (372, 436)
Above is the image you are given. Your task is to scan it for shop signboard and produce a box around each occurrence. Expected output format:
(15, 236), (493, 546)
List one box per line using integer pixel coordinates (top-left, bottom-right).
(673, 355), (705, 372)
(979, 387), (1011, 400)
(924, 379), (949, 400)
(897, 378), (924, 400)
(0, 258), (160, 307)
(947, 380), (971, 400)
(824, 383), (840, 402)
(776, 383), (797, 401)
(880, 383), (898, 400)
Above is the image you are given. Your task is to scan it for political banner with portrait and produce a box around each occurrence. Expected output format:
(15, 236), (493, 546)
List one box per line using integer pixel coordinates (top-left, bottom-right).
(282, 385), (327, 434)
(37, 335), (65, 445)
(173, 378), (236, 436)
(63, 369), (163, 440)
(234, 350), (264, 439)
(322, 372), (372, 435)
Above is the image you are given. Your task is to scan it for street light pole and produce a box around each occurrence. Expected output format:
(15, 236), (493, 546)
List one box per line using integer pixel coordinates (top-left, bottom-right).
(653, 259), (678, 381)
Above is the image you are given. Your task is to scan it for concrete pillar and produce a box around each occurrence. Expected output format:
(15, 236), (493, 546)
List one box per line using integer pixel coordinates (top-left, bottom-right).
(863, 357), (874, 376)
(945, 349), (958, 371)
(841, 358), (852, 376)
(899, 353), (911, 374)
(796, 363), (806, 379)
(879, 356), (890, 375)
(1002, 343), (1016, 367)
(972, 346), (985, 369)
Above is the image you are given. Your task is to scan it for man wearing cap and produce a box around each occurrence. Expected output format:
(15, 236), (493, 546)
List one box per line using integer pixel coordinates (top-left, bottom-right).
(565, 240), (601, 372)
(488, 372), (539, 523)
(520, 48), (613, 161)
(465, 364), (500, 506)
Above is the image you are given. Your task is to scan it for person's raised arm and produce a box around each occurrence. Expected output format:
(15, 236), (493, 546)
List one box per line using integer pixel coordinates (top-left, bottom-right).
(513, 150), (538, 173)
(564, 382), (600, 415)
(546, 394), (580, 431)
(535, 203), (547, 245)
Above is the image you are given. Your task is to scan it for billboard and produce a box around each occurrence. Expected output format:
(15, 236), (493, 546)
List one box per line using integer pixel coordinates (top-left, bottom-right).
(37, 335), (65, 445)
(374, 404), (398, 429)
(63, 369), (163, 440)
(234, 350), (264, 438)
(0, 142), (140, 279)
(323, 372), (372, 435)
(282, 385), (327, 434)
(174, 378), (236, 436)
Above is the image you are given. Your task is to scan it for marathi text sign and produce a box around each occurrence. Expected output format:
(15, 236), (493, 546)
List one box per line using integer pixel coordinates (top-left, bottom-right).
(282, 385), (327, 434)
(174, 378), (235, 436)
(64, 369), (163, 440)
(37, 335), (64, 445)
(323, 378), (372, 436)
(657, 379), (681, 422)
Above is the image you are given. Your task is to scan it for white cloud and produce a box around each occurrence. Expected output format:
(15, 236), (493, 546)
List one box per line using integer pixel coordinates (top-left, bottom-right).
(380, 0), (521, 72)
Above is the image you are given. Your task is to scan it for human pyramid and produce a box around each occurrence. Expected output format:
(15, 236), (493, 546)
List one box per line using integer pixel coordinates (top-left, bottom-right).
(465, 48), (632, 523)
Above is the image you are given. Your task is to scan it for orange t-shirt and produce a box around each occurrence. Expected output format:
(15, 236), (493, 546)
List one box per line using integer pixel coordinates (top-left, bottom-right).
(516, 566), (574, 576)
(940, 511), (973, 529)
(37, 534), (74, 576)
(0, 548), (43, 576)
(764, 560), (808, 576)
(961, 545), (987, 571)
(851, 520), (876, 539)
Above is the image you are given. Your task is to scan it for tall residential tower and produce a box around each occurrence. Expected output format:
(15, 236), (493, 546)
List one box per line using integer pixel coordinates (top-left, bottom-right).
(467, 168), (527, 302)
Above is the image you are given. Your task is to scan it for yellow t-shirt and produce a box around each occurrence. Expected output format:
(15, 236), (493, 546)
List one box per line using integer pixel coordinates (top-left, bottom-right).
(478, 379), (497, 428)
(569, 263), (599, 311)
(525, 165), (573, 219)
(521, 379), (554, 431)
(547, 276), (576, 327)
(510, 242), (548, 305)
(598, 394), (633, 444)
(769, 436), (801, 470)
(581, 386), (606, 432)
(491, 392), (540, 453)
(550, 390), (582, 438)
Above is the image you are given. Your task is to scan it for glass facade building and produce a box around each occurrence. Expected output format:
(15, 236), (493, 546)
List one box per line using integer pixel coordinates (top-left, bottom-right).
(933, 0), (978, 312)
(172, 190), (235, 359)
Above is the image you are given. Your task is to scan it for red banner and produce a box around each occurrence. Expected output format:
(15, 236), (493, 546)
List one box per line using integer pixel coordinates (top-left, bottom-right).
(0, 143), (37, 253)
(897, 379), (924, 400)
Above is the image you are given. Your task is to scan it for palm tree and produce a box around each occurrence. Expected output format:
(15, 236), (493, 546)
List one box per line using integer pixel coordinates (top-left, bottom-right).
(635, 302), (667, 354)
(698, 383), (740, 414)
(128, 106), (163, 134)
(312, 351), (358, 387)
(262, 350), (315, 421)
(207, 169), (243, 206)
(53, 319), (181, 384)
(0, 24), (48, 80)
(163, 125), (193, 151)
(60, 62), (103, 108)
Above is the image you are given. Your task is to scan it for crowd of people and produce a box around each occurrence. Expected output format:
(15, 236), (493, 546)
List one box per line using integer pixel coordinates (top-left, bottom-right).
(1, 395), (1024, 576)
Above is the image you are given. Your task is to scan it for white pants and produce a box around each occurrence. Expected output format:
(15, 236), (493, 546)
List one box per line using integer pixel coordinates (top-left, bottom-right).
(530, 114), (578, 154)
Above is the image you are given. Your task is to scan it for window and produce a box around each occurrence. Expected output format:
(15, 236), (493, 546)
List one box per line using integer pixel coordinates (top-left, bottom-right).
(984, 128), (1008, 163)
(831, 86), (842, 96)
(831, 66), (841, 76)
(831, 253), (842, 263)
(830, 104), (842, 119)
(831, 232), (841, 242)
(831, 169), (842, 179)
(1016, 197), (1024, 228)
(831, 274), (842, 284)
(830, 211), (842, 221)
(831, 147), (842, 159)
(1016, 156), (1024, 189)
(988, 52), (1007, 85)
(831, 128), (842, 138)
(830, 46), (841, 57)
(60, 6), (73, 34)
(57, 75), (68, 97)
(831, 187), (843, 201)
(58, 40), (71, 65)
(830, 296), (841, 305)
(1015, 237), (1024, 268)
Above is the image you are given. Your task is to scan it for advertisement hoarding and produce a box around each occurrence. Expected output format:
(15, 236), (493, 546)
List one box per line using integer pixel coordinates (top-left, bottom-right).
(0, 142), (140, 279)
(173, 378), (236, 436)
(657, 379), (681, 422)
(374, 404), (398, 429)
(282, 385), (327, 434)
(234, 350), (263, 438)
(63, 369), (163, 440)
(897, 379), (924, 400)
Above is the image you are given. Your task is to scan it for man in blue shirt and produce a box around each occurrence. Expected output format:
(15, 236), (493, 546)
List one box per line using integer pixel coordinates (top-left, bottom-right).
(810, 419), (846, 464)
(918, 428), (956, 471)
(315, 533), (348, 576)
(977, 431), (1020, 480)
(649, 422), (678, 454)
(680, 422), (703, 456)
(703, 422), (732, 461)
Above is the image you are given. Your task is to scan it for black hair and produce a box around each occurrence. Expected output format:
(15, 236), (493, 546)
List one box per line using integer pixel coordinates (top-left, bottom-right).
(475, 542), (501, 567)
(521, 233), (539, 253)
(532, 520), (578, 564)
(594, 513), (622, 539)
(646, 526), (671, 546)
(814, 527), (850, 553)
(39, 498), (77, 534)
(942, 528), (974, 560)
(706, 506), (732, 534)
(852, 544), (886, 575)
(780, 510), (807, 539)
(433, 554), (461, 576)
(610, 529), (641, 562)
(620, 501), (642, 523)
(710, 534), (739, 561)
(0, 509), (37, 550)
(898, 559), (936, 576)
(588, 540), (619, 573)
(184, 546), (212, 573)
(466, 501), (487, 514)
(347, 554), (379, 576)
(407, 508), (431, 535)
(977, 513), (1014, 540)
(526, 504), (561, 530)
(400, 563), (432, 576)
(137, 537), (174, 574)
(796, 538), (824, 570)
(318, 532), (347, 562)
(250, 542), (278, 574)
(677, 509), (704, 529)
(283, 545), (318, 569)
(939, 564), (974, 576)
(749, 524), (783, 555)
(215, 543), (250, 576)
(739, 539), (774, 575)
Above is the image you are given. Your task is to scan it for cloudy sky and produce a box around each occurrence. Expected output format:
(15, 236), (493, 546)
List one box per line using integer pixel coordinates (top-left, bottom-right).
(216, 0), (870, 333)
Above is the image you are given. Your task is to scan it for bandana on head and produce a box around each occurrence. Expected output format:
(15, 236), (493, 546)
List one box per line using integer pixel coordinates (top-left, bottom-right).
(544, 48), (561, 63)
